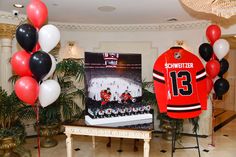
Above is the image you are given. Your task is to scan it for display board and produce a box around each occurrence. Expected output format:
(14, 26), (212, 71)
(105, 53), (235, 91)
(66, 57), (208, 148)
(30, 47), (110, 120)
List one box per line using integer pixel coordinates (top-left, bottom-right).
(85, 52), (153, 128)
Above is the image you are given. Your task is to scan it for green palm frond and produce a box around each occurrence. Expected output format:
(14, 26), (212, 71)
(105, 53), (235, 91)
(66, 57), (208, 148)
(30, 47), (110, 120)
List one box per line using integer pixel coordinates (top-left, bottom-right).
(56, 59), (85, 81)
(142, 81), (157, 106)
(142, 80), (154, 89)
(8, 75), (20, 85)
(189, 117), (199, 133)
(0, 88), (30, 145)
(38, 58), (85, 125)
(18, 105), (36, 120)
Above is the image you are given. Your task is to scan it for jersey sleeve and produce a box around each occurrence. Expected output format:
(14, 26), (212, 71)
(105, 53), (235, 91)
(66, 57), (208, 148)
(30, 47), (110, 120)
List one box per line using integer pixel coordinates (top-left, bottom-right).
(153, 59), (168, 113)
(195, 61), (207, 110)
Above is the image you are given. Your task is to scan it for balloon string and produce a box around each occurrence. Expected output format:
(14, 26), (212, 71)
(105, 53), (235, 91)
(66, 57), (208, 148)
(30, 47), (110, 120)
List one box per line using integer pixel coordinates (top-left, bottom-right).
(36, 103), (41, 157)
(210, 96), (215, 147)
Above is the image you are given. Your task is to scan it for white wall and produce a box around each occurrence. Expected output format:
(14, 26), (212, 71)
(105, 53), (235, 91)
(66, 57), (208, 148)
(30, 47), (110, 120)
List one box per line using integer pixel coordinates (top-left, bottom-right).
(60, 29), (206, 56)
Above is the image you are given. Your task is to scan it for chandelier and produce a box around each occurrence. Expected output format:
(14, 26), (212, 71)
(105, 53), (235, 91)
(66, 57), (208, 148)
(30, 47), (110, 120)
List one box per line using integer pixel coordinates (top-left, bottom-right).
(180, 0), (236, 19)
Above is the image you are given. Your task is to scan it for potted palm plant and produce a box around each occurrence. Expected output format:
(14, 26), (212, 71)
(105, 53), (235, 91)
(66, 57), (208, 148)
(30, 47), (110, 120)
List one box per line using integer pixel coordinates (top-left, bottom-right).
(36, 59), (85, 148)
(0, 87), (28, 157)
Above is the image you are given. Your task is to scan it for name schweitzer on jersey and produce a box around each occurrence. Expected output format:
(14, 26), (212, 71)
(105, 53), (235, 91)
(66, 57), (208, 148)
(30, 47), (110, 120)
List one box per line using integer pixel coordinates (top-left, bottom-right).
(165, 63), (193, 69)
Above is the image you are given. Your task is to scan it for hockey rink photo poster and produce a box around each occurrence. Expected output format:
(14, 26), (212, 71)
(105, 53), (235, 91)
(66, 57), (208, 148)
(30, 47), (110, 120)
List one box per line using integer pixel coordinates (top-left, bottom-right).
(84, 52), (153, 129)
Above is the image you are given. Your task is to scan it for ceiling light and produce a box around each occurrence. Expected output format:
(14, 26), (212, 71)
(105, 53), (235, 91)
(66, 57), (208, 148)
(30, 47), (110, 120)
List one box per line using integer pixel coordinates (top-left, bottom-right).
(52, 3), (59, 6)
(98, 6), (116, 12)
(13, 3), (24, 8)
(167, 18), (178, 22)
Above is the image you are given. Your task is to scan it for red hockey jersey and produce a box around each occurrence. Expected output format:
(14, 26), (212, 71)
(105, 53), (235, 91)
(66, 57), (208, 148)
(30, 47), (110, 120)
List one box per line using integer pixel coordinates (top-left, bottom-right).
(153, 47), (207, 119)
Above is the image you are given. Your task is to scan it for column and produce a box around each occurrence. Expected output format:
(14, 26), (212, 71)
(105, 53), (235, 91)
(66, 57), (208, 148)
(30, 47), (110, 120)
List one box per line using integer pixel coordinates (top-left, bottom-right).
(0, 23), (16, 94)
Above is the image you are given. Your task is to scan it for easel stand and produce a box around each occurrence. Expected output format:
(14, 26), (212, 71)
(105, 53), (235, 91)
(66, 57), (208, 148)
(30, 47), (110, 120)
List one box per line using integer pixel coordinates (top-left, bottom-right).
(171, 120), (201, 157)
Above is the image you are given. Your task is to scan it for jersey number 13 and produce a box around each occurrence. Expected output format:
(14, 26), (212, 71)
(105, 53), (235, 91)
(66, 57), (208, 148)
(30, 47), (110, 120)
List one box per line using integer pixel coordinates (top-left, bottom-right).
(170, 71), (193, 96)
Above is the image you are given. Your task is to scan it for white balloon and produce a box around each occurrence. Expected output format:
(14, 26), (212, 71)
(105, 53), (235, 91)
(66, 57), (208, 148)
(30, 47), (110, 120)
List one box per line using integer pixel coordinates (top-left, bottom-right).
(213, 39), (230, 60)
(43, 54), (57, 80)
(39, 80), (61, 108)
(39, 24), (60, 53)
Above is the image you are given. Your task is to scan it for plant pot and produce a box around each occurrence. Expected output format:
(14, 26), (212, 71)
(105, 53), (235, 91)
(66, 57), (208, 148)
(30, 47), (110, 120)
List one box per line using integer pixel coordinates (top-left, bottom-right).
(36, 123), (61, 148)
(0, 137), (20, 157)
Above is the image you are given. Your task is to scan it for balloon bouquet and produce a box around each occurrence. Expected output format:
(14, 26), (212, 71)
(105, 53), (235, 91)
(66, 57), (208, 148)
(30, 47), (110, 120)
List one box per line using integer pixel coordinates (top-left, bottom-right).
(199, 24), (230, 147)
(10, 0), (61, 156)
(199, 24), (230, 98)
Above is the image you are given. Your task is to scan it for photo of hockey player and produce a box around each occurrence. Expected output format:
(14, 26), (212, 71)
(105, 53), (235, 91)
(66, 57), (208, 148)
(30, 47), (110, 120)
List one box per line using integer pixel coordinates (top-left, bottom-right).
(85, 52), (153, 128)
(120, 90), (134, 104)
(100, 88), (111, 105)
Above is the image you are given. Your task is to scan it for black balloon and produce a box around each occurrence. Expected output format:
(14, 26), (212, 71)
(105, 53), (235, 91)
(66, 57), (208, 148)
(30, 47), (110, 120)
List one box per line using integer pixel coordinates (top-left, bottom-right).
(218, 58), (229, 77)
(199, 43), (213, 61)
(29, 51), (52, 81)
(16, 24), (38, 52)
(214, 78), (230, 96)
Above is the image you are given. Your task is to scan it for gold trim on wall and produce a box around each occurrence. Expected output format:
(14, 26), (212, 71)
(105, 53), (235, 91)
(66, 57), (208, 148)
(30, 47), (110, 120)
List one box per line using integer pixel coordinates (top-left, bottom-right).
(0, 23), (16, 39)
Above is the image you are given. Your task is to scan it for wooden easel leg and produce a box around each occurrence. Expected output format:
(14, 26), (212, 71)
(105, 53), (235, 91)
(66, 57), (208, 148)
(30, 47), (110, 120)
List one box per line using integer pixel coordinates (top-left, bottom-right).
(171, 121), (177, 157)
(195, 131), (201, 157)
(171, 130), (174, 157)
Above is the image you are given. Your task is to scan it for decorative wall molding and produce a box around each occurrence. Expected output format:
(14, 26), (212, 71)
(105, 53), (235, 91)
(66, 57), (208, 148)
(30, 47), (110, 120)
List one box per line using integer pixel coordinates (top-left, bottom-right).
(0, 11), (26, 25)
(53, 21), (211, 32)
(0, 14), (25, 23)
(0, 10), (211, 32)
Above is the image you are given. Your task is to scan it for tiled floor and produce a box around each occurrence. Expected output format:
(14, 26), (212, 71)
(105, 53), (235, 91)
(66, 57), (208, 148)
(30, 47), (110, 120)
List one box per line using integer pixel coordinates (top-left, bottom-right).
(214, 108), (236, 127)
(25, 119), (236, 157)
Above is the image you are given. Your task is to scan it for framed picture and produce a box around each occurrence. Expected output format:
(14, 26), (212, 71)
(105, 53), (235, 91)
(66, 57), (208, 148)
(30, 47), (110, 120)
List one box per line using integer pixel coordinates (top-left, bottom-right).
(85, 52), (153, 129)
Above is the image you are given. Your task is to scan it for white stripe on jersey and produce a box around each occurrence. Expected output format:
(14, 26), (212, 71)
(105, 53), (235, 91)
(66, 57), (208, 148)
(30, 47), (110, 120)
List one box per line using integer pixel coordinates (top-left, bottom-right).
(153, 73), (165, 81)
(167, 105), (201, 111)
(196, 71), (206, 79)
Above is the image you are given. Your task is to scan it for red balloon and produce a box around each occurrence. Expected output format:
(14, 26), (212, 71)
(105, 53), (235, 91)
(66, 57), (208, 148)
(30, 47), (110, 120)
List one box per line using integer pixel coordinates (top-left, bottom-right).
(11, 50), (33, 77)
(27, 0), (48, 29)
(206, 76), (213, 94)
(14, 76), (39, 105)
(206, 25), (221, 44)
(206, 60), (220, 78)
(211, 53), (217, 60)
(32, 42), (41, 52)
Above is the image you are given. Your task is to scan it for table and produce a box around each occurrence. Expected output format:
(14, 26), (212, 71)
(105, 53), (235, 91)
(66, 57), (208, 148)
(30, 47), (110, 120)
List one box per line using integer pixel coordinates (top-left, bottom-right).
(64, 120), (153, 157)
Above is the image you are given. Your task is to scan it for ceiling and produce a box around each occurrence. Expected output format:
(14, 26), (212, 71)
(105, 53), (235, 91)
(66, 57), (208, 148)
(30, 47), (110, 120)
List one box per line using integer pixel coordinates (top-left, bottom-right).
(0, 0), (235, 26)
(0, 0), (205, 24)
(1, 1), (236, 48)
